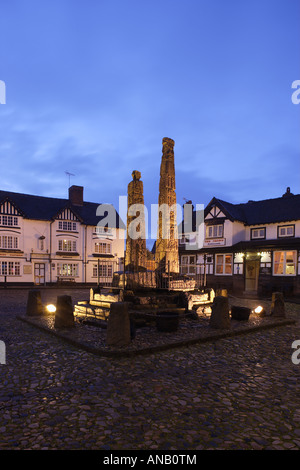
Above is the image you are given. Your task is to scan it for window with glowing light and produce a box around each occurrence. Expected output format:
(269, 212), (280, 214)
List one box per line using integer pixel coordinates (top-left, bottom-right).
(58, 239), (77, 252)
(273, 251), (297, 276)
(94, 242), (111, 254)
(57, 263), (78, 277)
(215, 254), (232, 275)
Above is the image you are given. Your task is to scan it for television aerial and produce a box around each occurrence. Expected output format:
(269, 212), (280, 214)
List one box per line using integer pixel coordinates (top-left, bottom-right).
(65, 171), (75, 187)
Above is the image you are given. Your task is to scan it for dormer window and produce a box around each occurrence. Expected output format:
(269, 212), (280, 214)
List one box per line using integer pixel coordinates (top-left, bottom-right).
(278, 225), (294, 238)
(251, 227), (266, 239)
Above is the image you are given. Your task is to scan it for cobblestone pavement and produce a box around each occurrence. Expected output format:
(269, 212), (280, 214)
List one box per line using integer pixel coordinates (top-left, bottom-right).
(1, 288), (300, 451)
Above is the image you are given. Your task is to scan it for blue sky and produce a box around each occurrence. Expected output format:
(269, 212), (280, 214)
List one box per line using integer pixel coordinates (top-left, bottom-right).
(0, 0), (299, 232)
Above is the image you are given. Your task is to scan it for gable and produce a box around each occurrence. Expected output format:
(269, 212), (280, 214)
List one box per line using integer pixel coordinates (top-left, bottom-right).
(0, 198), (24, 217)
(205, 205), (226, 220)
(55, 207), (81, 222)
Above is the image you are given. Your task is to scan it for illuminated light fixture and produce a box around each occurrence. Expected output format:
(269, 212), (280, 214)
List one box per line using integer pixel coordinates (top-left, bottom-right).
(254, 306), (263, 313)
(254, 305), (266, 316)
(46, 304), (56, 313)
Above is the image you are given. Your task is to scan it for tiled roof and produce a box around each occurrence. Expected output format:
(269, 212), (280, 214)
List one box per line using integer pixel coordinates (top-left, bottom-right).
(0, 189), (125, 229)
(207, 190), (300, 225)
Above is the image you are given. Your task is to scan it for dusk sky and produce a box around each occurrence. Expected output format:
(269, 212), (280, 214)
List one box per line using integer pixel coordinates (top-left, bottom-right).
(0, 0), (299, 233)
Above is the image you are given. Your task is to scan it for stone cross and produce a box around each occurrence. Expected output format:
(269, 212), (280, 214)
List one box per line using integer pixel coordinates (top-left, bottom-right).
(155, 137), (179, 273)
(125, 170), (147, 271)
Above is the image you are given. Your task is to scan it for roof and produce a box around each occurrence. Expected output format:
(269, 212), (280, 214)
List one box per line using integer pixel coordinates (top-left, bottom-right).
(0, 189), (125, 229)
(206, 189), (300, 226)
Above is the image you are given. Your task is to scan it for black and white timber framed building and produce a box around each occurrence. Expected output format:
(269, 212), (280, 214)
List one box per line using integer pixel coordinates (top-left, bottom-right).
(179, 187), (300, 297)
(0, 185), (125, 286)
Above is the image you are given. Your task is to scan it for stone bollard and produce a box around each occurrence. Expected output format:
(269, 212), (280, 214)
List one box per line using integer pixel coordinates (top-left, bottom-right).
(270, 292), (286, 318)
(216, 288), (228, 297)
(54, 295), (74, 328)
(106, 302), (131, 347)
(209, 296), (231, 329)
(26, 289), (43, 316)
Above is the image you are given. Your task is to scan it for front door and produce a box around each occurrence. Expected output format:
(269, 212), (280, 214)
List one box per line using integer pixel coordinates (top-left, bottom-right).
(34, 263), (45, 285)
(245, 259), (259, 292)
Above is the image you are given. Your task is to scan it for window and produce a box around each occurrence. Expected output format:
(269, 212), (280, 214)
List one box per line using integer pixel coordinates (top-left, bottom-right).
(0, 261), (20, 276)
(58, 239), (77, 252)
(206, 224), (223, 238)
(95, 242), (111, 254)
(180, 255), (196, 275)
(58, 221), (77, 231)
(251, 227), (266, 239)
(93, 263), (113, 278)
(94, 226), (112, 235)
(215, 254), (232, 275)
(0, 236), (18, 250)
(0, 215), (19, 226)
(57, 263), (78, 277)
(273, 251), (297, 276)
(278, 225), (294, 238)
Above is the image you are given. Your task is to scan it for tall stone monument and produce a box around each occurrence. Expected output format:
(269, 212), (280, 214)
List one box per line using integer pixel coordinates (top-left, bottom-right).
(125, 170), (147, 271)
(155, 137), (179, 273)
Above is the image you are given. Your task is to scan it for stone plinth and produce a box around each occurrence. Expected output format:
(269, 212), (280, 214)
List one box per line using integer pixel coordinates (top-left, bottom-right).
(106, 302), (131, 347)
(216, 289), (228, 297)
(270, 292), (286, 318)
(54, 295), (74, 328)
(26, 289), (43, 317)
(209, 296), (231, 329)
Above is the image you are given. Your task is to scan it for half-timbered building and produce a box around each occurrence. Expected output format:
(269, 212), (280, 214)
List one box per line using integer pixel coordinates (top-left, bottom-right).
(179, 188), (300, 297)
(0, 185), (125, 286)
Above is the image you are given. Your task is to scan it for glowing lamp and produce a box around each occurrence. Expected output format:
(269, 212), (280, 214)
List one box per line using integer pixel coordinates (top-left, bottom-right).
(46, 304), (56, 313)
(254, 306), (263, 313)
(254, 305), (266, 316)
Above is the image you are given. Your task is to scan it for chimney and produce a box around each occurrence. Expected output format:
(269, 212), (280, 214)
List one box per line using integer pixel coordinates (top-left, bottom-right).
(282, 187), (293, 198)
(69, 185), (84, 206)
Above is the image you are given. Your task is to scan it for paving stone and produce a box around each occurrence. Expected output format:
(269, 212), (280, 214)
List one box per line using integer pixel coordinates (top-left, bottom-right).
(1, 288), (300, 450)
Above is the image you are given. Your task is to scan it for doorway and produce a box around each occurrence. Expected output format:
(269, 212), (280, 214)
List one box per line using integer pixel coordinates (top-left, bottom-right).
(34, 263), (45, 285)
(245, 259), (260, 292)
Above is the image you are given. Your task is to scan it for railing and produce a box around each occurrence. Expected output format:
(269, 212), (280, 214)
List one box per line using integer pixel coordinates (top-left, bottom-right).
(111, 261), (196, 291)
